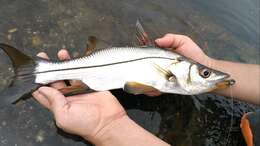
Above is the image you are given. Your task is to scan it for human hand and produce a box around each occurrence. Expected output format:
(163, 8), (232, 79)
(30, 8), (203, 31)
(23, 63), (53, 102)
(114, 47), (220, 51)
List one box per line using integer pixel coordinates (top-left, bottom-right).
(32, 50), (126, 143)
(155, 33), (213, 66)
(144, 34), (215, 96)
(155, 35), (260, 105)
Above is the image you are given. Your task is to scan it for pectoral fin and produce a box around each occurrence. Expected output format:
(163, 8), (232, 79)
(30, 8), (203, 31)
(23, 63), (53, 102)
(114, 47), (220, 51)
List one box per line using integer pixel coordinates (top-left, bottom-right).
(123, 81), (159, 95)
(153, 63), (177, 82)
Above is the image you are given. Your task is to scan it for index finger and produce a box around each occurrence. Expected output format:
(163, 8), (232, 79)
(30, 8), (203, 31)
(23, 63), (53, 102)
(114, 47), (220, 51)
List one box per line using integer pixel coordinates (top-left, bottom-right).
(38, 86), (68, 114)
(36, 52), (67, 89)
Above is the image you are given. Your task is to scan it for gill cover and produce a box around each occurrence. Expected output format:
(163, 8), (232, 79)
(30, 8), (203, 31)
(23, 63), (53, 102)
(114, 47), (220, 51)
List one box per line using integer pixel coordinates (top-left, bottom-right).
(0, 44), (40, 107)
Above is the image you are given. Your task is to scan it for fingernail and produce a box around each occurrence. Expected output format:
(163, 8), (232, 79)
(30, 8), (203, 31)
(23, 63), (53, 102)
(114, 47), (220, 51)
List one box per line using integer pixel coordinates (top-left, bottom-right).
(32, 90), (39, 97)
(155, 39), (161, 45)
(155, 38), (161, 42)
(38, 86), (49, 94)
(59, 49), (68, 54)
(58, 49), (70, 60)
(36, 52), (46, 57)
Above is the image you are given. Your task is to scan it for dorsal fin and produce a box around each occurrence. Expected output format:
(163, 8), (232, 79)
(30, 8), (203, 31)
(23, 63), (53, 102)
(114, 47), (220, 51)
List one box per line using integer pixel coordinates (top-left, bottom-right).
(135, 20), (154, 46)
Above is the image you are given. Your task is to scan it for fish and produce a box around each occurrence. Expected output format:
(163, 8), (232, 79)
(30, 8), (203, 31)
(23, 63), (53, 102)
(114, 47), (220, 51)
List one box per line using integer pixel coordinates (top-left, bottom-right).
(0, 21), (235, 106)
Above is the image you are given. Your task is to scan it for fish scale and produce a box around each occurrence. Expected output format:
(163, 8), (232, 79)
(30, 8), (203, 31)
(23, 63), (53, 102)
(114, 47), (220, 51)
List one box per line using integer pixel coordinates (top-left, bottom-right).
(34, 47), (180, 88)
(35, 47), (179, 74)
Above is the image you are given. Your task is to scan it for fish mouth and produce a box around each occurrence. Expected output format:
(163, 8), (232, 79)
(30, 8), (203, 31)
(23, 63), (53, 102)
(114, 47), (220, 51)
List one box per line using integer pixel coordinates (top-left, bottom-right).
(207, 73), (235, 92)
(215, 79), (236, 89)
(215, 72), (230, 83)
(214, 71), (236, 89)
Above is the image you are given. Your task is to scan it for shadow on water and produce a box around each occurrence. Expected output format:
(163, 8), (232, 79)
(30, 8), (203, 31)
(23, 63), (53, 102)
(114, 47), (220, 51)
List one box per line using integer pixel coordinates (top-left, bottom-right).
(0, 0), (259, 145)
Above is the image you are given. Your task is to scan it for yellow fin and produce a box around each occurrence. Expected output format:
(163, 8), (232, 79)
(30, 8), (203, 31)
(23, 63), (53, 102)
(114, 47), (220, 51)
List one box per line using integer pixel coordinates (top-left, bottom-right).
(123, 81), (159, 95)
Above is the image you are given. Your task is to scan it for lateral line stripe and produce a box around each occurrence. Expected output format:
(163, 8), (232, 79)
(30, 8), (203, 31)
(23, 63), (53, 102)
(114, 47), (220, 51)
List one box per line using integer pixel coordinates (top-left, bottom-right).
(35, 57), (175, 75)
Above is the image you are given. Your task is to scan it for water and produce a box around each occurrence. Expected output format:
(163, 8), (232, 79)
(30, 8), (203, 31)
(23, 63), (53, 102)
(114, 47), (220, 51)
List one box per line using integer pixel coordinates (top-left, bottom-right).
(0, 0), (259, 145)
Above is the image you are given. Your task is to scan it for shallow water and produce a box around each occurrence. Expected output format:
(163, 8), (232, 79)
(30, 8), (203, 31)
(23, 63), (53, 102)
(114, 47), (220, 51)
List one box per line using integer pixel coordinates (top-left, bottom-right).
(0, 0), (259, 145)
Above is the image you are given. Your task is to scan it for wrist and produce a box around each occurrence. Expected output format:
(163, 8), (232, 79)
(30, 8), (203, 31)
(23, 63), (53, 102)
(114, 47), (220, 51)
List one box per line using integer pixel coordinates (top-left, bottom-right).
(89, 115), (132, 145)
(89, 115), (170, 146)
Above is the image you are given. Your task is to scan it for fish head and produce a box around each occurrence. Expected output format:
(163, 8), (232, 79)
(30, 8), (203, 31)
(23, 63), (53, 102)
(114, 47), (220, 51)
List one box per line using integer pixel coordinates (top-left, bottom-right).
(165, 60), (234, 94)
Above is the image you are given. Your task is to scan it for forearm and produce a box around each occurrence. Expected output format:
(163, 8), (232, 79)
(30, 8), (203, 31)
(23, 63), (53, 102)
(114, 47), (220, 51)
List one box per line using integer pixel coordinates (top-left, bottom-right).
(210, 59), (260, 105)
(90, 115), (170, 146)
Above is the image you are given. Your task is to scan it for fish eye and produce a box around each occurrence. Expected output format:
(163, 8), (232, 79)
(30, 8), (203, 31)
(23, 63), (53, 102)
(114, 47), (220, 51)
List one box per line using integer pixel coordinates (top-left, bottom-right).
(199, 68), (211, 78)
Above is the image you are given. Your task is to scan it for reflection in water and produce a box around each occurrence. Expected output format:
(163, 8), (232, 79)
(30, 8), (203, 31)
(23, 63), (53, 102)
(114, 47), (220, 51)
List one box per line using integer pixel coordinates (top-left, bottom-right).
(0, 0), (259, 146)
(191, 0), (259, 46)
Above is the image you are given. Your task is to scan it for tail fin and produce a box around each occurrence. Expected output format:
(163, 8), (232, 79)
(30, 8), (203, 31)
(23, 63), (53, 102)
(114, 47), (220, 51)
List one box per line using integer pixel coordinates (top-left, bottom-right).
(0, 44), (40, 107)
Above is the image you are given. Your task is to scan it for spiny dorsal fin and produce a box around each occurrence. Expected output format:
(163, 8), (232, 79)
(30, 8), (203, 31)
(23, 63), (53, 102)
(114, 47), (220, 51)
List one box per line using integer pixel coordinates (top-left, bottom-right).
(123, 81), (159, 95)
(135, 20), (154, 46)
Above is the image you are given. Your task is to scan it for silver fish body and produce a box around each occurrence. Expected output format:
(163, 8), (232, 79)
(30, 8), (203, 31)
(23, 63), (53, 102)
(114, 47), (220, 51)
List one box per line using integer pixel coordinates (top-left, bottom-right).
(34, 47), (229, 95)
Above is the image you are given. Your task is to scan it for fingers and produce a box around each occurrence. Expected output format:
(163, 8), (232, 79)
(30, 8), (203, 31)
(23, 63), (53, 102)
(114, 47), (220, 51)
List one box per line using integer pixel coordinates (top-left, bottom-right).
(155, 33), (210, 65)
(37, 52), (49, 59)
(49, 49), (72, 89)
(38, 86), (68, 113)
(36, 52), (67, 89)
(33, 52), (52, 109)
(56, 49), (82, 86)
(32, 90), (51, 109)
(155, 34), (189, 50)
(57, 49), (71, 60)
(33, 50), (70, 112)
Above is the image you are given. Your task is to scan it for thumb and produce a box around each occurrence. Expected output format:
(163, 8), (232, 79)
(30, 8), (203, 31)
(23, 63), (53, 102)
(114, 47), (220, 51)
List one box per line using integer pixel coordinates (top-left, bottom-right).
(155, 34), (186, 50)
(155, 37), (173, 48)
(38, 86), (68, 113)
